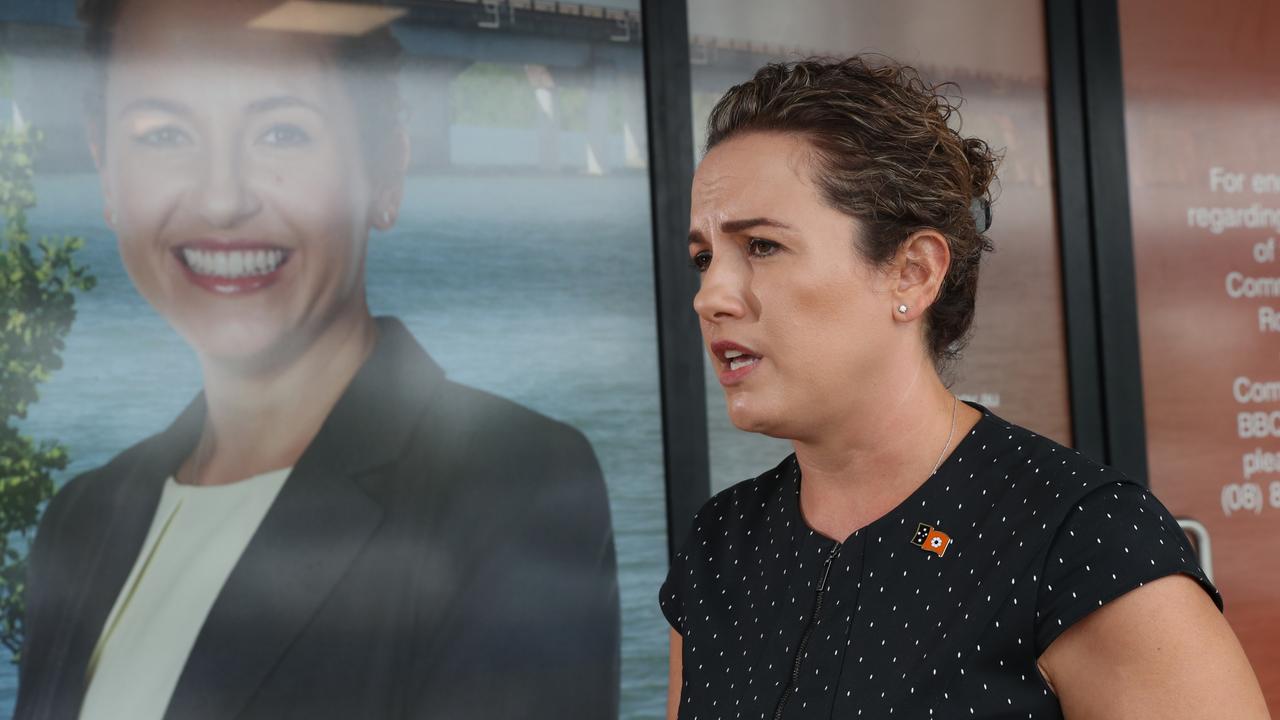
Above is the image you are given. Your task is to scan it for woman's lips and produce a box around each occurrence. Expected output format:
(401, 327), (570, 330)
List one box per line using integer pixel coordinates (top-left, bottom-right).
(173, 242), (291, 295)
(711, 341), (762, 386)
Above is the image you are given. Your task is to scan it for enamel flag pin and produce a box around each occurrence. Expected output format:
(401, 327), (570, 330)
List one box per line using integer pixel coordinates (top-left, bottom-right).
(910, 522), (952, 557)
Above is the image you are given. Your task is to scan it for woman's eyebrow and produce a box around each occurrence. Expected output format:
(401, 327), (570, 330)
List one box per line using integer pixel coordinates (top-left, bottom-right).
(719, 217), (793, 234)
(246, 95), (324, 116)
(689, 217), (794, 245)
(118, 97), (190, 119)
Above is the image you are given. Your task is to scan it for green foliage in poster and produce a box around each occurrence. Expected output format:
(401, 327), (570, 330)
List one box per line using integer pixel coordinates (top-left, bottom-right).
(0, 107), (95, 660)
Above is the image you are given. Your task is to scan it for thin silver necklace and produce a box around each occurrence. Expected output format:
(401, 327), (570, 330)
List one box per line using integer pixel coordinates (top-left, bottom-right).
(930, 394), (959, 476)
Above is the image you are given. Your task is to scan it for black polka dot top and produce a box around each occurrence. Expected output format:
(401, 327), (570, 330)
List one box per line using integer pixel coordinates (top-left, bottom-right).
(660, 405), (1220, 719)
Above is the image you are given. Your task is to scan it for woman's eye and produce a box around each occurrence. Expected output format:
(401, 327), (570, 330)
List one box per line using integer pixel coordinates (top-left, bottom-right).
(258, 124), (311, 147)
(747, 237), (780, 257)
(690, 250), (712, 273)
(135, 125), (192, 148)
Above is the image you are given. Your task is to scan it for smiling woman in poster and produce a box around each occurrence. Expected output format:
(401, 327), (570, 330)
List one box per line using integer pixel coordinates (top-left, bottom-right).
(662, 57), (1269, 719)
(14, 1), (619, 718)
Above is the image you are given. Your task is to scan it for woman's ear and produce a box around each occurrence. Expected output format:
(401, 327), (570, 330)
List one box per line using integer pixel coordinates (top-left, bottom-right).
(371, 128), (409, 231)
(891, 229), (951, 321)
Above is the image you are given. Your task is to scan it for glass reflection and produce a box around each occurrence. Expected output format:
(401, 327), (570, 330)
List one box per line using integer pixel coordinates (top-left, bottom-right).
(3, 0), (664, 717)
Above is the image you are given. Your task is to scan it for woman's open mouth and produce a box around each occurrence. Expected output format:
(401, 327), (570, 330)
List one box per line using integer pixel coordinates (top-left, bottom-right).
(174, 243), (291, 294)
(712, 341), (762, 385)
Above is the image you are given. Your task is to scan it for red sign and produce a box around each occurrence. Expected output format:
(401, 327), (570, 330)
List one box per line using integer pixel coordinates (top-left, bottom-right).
(1120, 0), (1280, 708)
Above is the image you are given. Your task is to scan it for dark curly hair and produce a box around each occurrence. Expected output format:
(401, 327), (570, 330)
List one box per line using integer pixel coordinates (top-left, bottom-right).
(76, 0), (404, 179)
(705, 56), (1000, 367)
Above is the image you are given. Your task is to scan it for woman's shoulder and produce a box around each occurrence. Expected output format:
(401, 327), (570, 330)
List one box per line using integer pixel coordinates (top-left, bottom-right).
(705, 453), (795, 511)
(34, 425), (173, 556)
(959, 408), (1136, 519)
(660, 455), (796, 631)
(953, 410), (1219, 646)
(43, 390), (206, 529)
(677, 455), (798, 551)
(919, 409), (1170, 580)
(432, 379), (583, 441)
(414, 379), (601, 486)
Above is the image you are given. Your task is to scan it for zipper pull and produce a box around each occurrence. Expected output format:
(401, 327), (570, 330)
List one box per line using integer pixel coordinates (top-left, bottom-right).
(817, 543), (841, 591)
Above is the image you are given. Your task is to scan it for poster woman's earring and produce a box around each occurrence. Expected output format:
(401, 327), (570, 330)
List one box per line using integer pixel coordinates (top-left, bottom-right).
(897, 304), (909, 315)
(382, 210), (393, 226)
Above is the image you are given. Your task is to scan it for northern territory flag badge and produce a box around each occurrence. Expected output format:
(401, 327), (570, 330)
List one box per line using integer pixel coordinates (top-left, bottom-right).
(910, 522), (952, 557)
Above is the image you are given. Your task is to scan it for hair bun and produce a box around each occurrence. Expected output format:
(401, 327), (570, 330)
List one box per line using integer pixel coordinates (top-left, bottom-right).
(962, 136), (997, 196)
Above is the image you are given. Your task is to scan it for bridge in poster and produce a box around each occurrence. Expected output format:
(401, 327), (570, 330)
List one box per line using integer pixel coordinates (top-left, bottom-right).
(0, 0), (890, 175)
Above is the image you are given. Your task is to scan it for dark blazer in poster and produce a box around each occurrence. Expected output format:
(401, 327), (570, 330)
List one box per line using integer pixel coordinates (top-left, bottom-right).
(15, 317), (621, 720)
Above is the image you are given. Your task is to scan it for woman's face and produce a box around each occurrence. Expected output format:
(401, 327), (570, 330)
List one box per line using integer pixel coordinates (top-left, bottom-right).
(96, 0), (397, 367)
(689, 132), (905, 439)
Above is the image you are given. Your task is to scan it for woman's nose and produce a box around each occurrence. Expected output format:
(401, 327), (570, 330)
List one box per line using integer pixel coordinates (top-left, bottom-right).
(191, 148), (261, 229)
(693, 256), (750, 323)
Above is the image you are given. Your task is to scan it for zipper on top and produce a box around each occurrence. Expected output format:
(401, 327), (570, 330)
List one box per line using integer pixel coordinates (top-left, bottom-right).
(772, 543), (841, 720)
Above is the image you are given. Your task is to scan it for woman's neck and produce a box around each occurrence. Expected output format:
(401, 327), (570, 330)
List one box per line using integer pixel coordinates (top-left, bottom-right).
(791, 361), (980, 542)
(179, 306), (379, 486)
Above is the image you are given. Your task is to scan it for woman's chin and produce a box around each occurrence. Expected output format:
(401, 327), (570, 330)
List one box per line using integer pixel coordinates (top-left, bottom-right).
(174, 320), (298, 372)
(725, 395), (786, 436)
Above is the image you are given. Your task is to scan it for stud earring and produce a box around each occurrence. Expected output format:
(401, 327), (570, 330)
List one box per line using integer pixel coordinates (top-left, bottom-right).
(897, 304), (908, 314)
(382, 210), (392, 225)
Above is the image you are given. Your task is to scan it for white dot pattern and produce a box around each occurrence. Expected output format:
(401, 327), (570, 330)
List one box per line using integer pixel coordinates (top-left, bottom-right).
(659, 407), (1220, 719)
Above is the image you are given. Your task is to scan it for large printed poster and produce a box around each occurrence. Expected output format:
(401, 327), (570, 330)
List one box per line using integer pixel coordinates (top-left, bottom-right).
(1120, 0), (1280, 708)
(1, 0), (666, 717)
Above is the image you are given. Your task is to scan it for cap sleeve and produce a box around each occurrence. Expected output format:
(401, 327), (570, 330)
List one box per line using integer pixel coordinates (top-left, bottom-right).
(659, 543), (690, 635)
(1034, 480), (1222, 654)
(660, 498), (721, 637)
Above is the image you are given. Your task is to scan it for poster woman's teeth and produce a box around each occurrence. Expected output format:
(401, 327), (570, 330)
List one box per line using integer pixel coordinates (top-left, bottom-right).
(182, 248), (286, 278)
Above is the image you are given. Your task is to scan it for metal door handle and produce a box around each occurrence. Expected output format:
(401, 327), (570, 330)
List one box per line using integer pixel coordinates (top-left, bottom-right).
(1177, 518), (1214, 585)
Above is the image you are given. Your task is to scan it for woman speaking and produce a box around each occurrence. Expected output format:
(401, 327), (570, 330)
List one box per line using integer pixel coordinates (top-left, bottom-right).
(663, 57), (1268, 719)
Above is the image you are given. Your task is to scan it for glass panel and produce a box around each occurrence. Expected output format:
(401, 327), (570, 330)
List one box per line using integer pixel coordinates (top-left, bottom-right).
(686, 0), (1072, 493)
(1119, 0), (1280, 706)
(1, 1), (664, 717)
